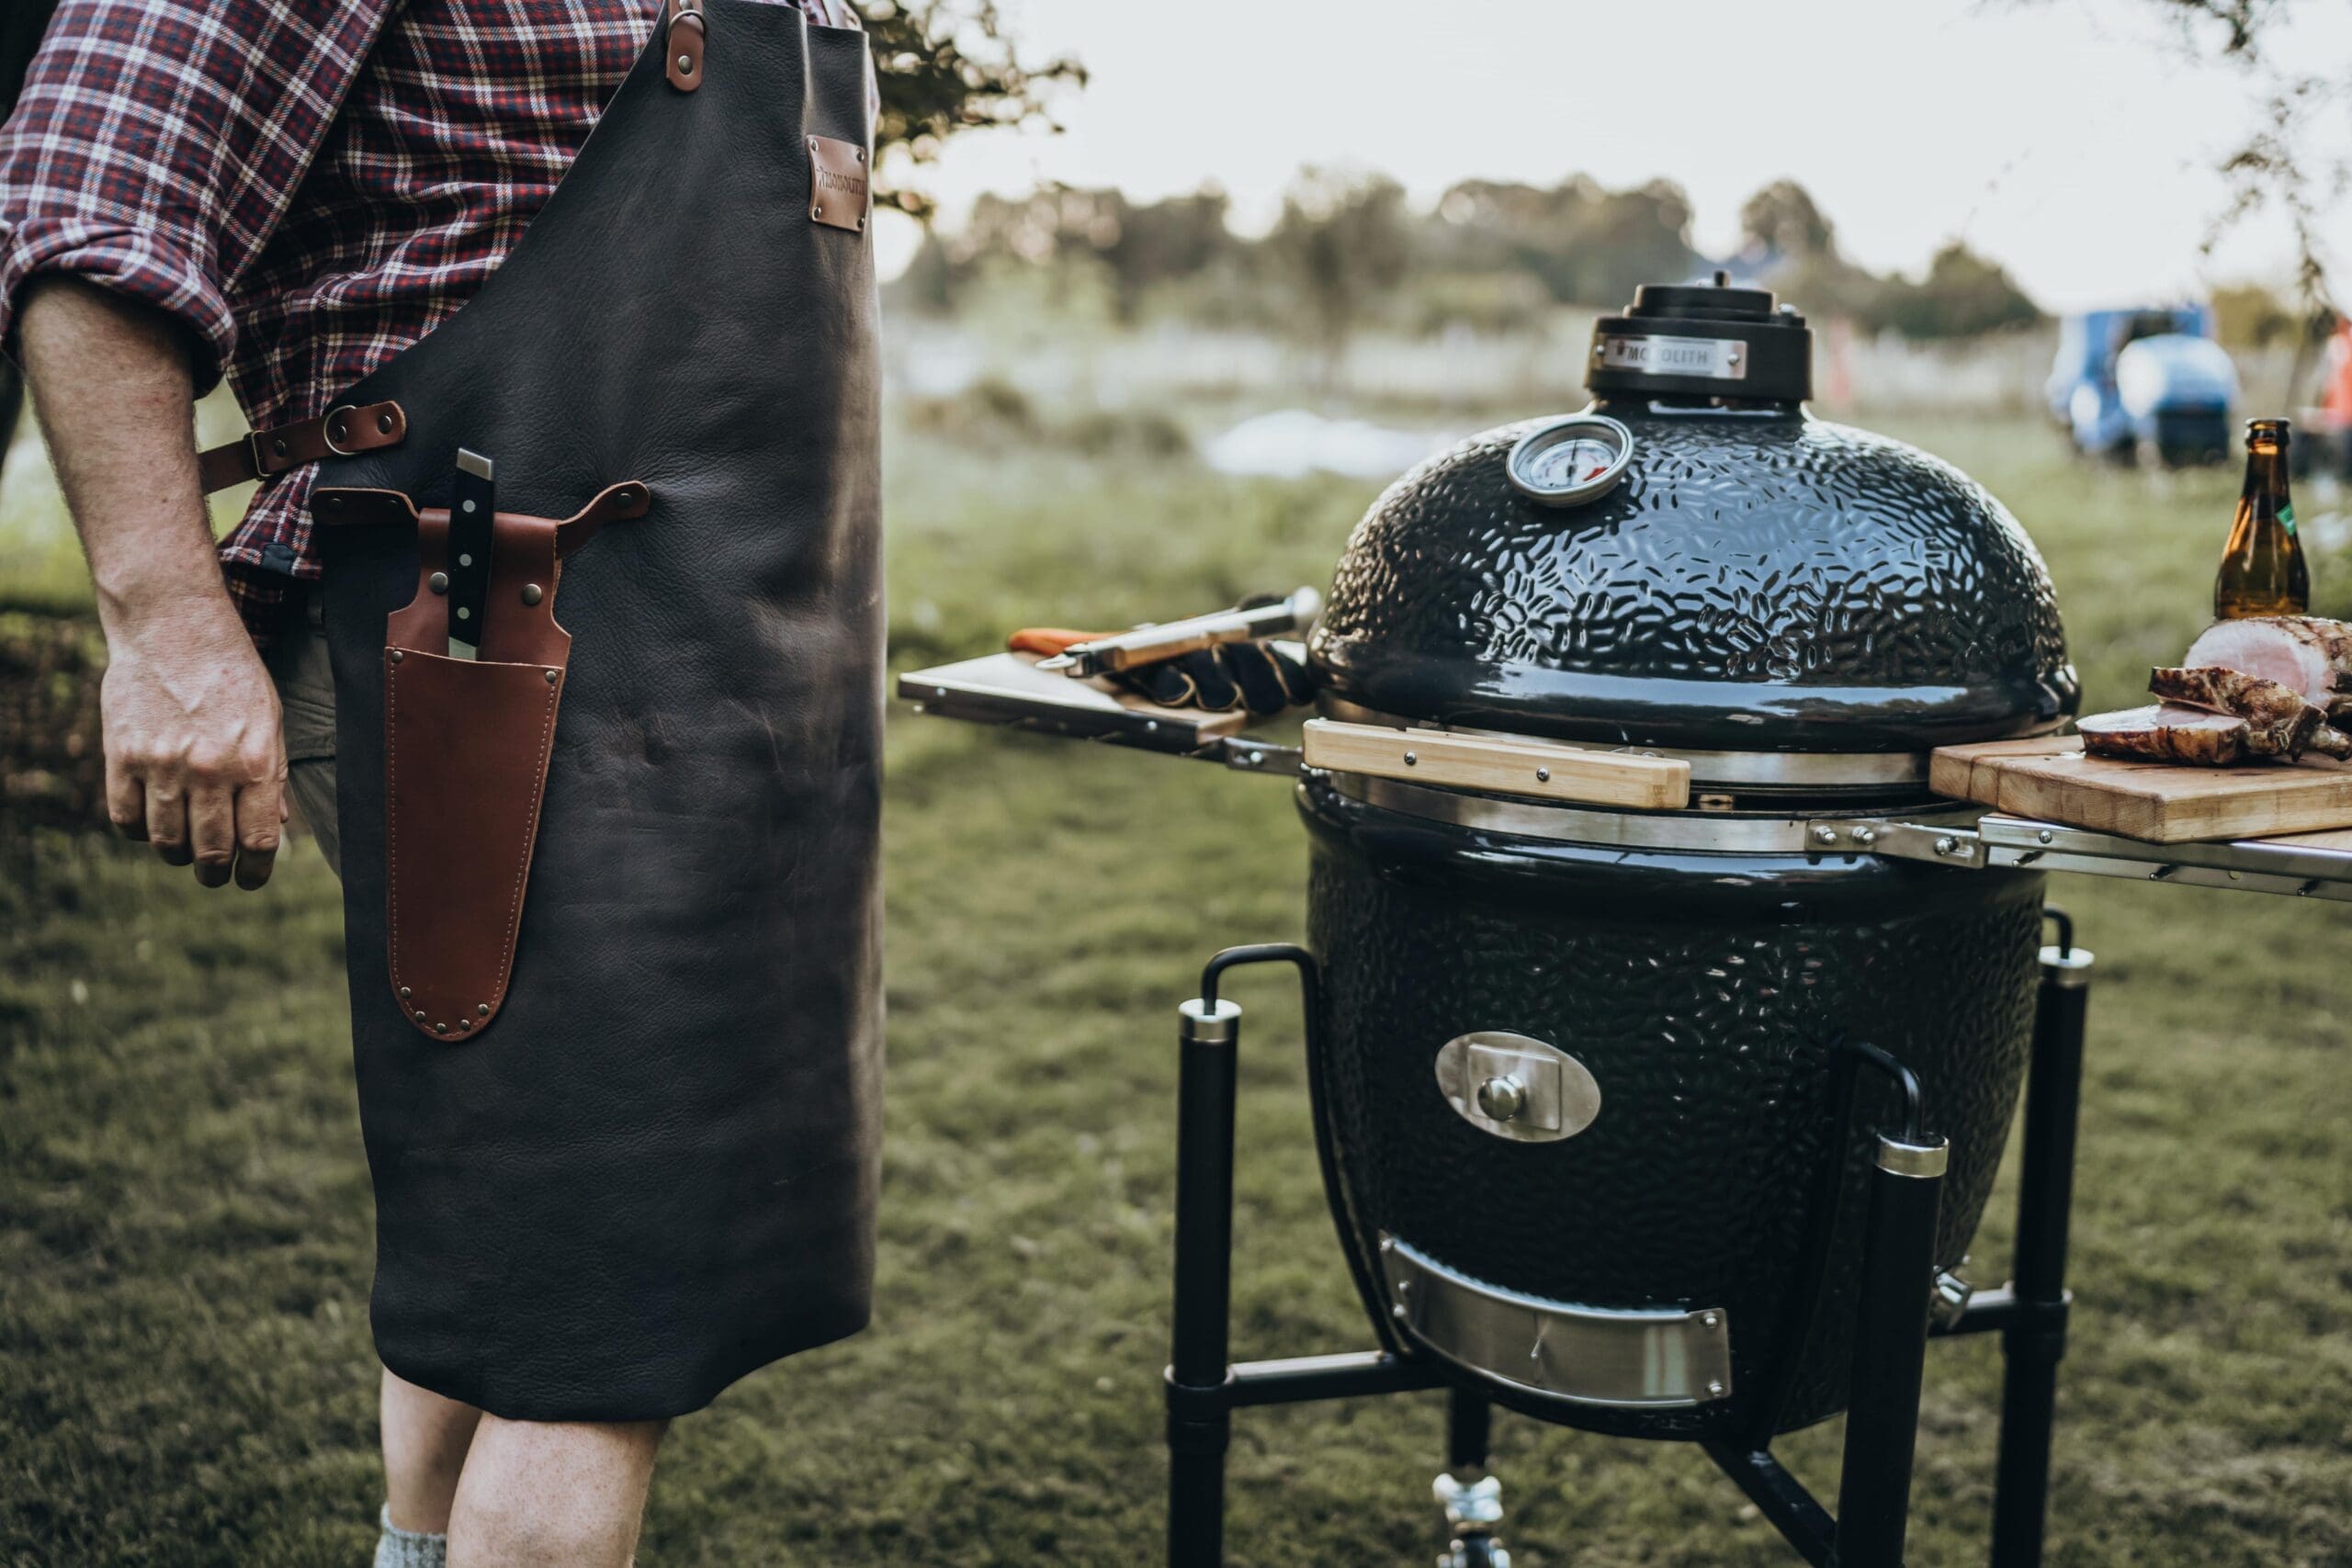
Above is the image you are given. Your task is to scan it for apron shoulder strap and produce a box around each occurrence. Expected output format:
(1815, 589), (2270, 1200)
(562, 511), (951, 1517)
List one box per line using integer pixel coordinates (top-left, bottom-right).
(661, 0), (706, 93)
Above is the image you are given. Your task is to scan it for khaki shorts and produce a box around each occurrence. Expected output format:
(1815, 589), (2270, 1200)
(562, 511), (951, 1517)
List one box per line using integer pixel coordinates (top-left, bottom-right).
(265, 588), (342, 878)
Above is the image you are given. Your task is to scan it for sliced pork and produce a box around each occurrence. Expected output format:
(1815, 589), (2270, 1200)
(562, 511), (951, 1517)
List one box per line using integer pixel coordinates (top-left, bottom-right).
(2180, 616), (2352, 705)
(2149, 666), (2324, 756)
(2078, 705), (2253, 765)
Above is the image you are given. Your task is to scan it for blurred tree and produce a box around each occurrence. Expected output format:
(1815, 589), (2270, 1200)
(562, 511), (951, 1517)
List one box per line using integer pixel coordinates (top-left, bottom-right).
(1739, 179), (1836, 260)
(1265, 168), (1411, 370)
(1424, 175), (1698, 308)
(861, 0), (1086, 220)
(1871, 242), (2042, 339)
(2211, 281), (2303, 350)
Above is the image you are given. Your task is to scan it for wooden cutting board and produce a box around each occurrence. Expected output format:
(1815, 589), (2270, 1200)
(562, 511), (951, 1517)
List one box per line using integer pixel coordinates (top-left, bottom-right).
(1930, 737), (2352, 843)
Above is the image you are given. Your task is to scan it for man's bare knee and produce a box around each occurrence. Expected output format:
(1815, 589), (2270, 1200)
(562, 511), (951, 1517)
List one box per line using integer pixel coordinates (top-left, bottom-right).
(447, 1416), (667, 1568)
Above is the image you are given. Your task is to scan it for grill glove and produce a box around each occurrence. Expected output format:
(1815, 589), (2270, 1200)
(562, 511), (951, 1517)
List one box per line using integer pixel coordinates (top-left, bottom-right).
(1008, 614), (1317, 718)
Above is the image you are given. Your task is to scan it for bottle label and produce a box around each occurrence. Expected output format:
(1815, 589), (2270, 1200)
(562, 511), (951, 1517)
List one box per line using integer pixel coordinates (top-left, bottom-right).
(2281, 503), (2298, 536)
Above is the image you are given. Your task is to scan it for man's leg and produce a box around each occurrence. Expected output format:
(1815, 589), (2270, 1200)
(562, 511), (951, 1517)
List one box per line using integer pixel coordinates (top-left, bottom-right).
(446, 1416), (668, 1568)
(265, 592), (496, 1558)
(383, 1369), (483, 1534)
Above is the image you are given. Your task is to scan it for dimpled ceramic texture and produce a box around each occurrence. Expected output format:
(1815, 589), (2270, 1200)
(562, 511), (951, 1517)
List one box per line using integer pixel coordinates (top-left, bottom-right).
(1296, 403), (2067, 1438)
(1310, 408), (2078, 750)
(1301, 783), (2046, 1438)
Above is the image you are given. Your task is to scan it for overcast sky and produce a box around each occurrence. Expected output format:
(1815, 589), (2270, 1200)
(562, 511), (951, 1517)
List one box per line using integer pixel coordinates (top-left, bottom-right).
(876, 0), (2352, 312)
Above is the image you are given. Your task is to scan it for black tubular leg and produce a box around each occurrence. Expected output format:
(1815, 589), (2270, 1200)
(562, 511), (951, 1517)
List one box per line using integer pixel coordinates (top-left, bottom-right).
(1990, 928), (2092, 1568)
(1834, 1131), (1947, 1568)
(1446, 1385), (1492, 1474)
(1167, 990), (1242, 1568)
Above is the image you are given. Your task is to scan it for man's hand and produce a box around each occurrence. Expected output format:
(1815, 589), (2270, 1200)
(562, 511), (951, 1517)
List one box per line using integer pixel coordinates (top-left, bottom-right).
(20, 276), (287, 888)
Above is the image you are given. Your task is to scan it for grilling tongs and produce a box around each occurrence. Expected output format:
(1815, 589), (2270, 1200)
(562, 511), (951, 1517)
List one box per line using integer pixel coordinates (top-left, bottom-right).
(1037, 586), (1323, 678)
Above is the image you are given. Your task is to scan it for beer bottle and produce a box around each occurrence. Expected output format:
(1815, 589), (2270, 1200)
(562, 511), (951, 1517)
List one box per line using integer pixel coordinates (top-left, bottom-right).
(2213, 418), (2309, 619)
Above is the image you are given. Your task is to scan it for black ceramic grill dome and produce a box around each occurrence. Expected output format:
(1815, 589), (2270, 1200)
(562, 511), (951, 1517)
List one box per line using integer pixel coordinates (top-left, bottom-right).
(1311, 394), (2077, 754)
(1288, 280), (2073, 1443)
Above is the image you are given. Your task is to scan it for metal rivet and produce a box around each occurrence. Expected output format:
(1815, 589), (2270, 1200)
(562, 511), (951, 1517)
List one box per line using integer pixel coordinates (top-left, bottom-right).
(327, 495), (345, 512)
(1702, 1311), (1720, 1328)
(1810, 826), (1838, 846)
(1706, 1380), (1726, 1397)
(378, 413), (394, 434)
(414, 1010), (427, 1021)
(477, 1004), (491, 1018)
(399, 987), (412, 999)
(1392, 1304), (1408, 1322)
(272, 437), (288, 457)
(856, 217), (865, 231)
(812, 207), (824, 220)
(430, 571), (448, 593)
(676, 53), (693, 72)
(458, 1019), (472, 1031)
(1849, 826), (1877, 846)
(456, 606), (471, 621)
(433, 1021), (447, 1033)
(545, 668), (560, 684)
(1402, 751), (1418, 766)
(1247, 750), (1264, 766)
(329, 420), (346, 442)
(521, 582), (544, 605)
(1535, 767), (1551, 783)
(2037, 829), (2055, 844)
(810, 138), (820, 151)
(855, 148), (866, 163)
(390, 649), (405, 663)
(1934, 836), (1958, 855)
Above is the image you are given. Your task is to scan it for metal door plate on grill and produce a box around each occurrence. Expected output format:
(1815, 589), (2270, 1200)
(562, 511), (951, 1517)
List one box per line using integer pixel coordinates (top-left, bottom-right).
(1380, 1235), (1733, 1408)
(1434, 1032), (1600, 1143)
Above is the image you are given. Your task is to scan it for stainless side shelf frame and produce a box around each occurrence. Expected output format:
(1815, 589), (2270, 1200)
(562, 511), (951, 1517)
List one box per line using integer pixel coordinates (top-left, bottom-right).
(1869, 812), (2352, 900)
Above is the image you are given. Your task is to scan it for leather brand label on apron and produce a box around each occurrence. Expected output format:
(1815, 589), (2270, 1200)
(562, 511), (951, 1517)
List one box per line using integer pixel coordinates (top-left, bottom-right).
(808, 136), (870, 233)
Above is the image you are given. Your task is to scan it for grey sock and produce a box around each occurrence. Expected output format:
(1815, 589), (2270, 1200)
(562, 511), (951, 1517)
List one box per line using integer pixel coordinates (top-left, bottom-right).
(375, 1505), (447, 1568)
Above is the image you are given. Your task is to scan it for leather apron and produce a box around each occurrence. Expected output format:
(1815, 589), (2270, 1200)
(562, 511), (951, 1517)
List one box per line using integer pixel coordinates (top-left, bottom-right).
(311, 3), (881, 1423)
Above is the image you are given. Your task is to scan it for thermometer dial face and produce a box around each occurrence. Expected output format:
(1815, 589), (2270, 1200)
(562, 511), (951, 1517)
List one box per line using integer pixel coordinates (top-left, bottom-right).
(1507, 415), (1634, 509)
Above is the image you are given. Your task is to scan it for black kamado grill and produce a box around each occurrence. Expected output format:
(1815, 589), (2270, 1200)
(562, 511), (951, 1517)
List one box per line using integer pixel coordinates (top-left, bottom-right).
(903, 276), (2216, 1566)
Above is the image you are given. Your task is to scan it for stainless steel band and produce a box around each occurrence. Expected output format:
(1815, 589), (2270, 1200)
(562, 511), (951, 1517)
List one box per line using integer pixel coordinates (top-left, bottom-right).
(1329, 772), (1984, 855)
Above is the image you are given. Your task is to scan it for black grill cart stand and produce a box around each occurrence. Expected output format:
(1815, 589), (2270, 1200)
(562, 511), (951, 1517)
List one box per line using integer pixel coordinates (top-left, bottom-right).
(899, 653), (2352, 1566)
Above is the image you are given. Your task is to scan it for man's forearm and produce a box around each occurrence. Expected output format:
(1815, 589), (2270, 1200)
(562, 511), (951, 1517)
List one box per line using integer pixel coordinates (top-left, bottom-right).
(19, 276), (237, 637)
(19, 275), (287, 888)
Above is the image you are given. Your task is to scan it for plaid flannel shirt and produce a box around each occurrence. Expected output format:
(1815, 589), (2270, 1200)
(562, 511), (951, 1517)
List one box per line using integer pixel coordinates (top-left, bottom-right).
(0, 0), (861, 640)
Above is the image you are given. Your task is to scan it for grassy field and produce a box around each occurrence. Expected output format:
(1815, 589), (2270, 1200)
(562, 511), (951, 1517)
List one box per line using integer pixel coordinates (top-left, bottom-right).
(4, 401), (2351, 1567)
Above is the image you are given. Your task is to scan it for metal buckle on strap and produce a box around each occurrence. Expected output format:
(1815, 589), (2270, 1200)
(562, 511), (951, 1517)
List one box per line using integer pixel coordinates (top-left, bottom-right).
(246, 427), (297, 479)
(319, 404), (361, 457)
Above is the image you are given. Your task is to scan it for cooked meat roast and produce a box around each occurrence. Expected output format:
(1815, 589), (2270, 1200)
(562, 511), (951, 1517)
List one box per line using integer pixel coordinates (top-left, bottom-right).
(2180, 616), (2352, 706)
(2079, 705), (2254, 765)
(2068, 618), (2352, 769)
(2147, 665), (2352, 758)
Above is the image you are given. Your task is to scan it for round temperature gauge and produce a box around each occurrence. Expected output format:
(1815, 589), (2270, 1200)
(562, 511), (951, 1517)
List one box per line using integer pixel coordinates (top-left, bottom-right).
(1506, 415), (1634, 509)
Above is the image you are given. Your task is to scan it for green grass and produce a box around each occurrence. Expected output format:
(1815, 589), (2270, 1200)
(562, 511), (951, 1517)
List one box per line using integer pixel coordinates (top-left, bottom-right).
(5, 407), (2351, 1566)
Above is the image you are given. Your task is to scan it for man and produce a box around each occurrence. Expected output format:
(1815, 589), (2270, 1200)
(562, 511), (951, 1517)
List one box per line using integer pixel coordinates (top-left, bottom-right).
(1, 4), (878, 1564)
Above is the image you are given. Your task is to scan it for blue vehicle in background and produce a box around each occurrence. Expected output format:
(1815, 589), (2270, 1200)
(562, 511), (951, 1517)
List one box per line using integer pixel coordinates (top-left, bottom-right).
(2046, 305), (2238, 467)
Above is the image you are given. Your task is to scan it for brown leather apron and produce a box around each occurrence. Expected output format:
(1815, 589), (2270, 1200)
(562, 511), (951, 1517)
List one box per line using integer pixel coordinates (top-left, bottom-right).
(309, 2), (881, 1422)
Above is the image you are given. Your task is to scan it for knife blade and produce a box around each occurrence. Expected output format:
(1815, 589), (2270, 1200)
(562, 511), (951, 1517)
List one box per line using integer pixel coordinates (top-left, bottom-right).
(447, 448), (495, 660)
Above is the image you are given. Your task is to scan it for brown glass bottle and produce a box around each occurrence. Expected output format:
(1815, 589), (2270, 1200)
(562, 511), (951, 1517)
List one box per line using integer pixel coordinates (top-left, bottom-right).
(2213, 419), (2308, 619)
